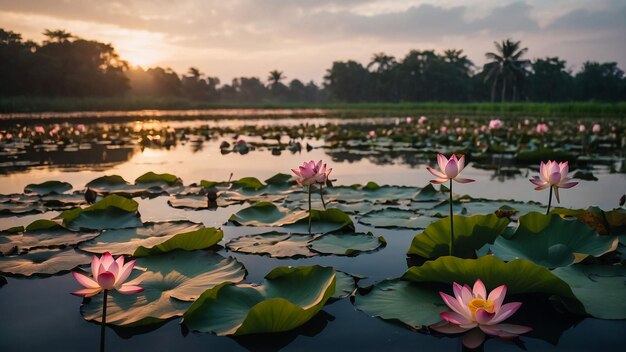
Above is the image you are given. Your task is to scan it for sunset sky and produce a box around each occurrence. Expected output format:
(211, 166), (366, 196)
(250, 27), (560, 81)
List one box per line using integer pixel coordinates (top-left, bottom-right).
(1, 0), (624, 84)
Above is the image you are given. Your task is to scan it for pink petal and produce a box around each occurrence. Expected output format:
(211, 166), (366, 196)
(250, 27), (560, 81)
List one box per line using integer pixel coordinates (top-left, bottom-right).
(97, 271), (116, 290)
(427, 167), (447, 179)
(71, 287), (102, 297)
(291, 168), (301, 177)
(91, 255), (100, 279)
(534, 185), (549, 191)
(107, 261), (119, 280)
(430, 321), (470, 334)
(491, 302), (522, 324)
(437, 154), (448, 172)
(558, 181), (578, 189)
(115, 259), (135, 286)
(453, 177), (475, 184)
(445, 158), (459, 179)
(529, 178), (547, 186)
(549, 171), (562, 185)
(430, 178), (449, 184)
(72, 272), (100, 289)
(476, 309), (496, 325)
(440, 292), (469, 317)
(559, 162), (569, 175)
(487, 285), (507, 311)
(462, 328), (486, 349)
(461, 284), (473, 304)
(100, 252), (114, 270)
(117, 285), (144, 295)
(441, 311), (474, 326)
(315, 160), (323, 172)
(457, 155), (466, 171)
(473, 279), (486, 299)
(299, 166), (315, 179)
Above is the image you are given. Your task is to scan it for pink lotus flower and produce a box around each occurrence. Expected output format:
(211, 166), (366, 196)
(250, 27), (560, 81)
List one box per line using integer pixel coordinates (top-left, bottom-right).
(578, 124), (586, 133)
(76, 124), (86, 132)
(368, 130), (376, 138)
(291, 160), (331, 186)
(427, 154), (475, 184)
(535, 123), (549, 134)
(431, 279), (532, 349)
(524, 119), (530, 126)
(529, 160), (578, 203)
(440, 126), (447, 134)
(406, 117), (413, 124)
(592, 123), (601, 133)
(71, 252), (143, 297)
(34, 126), (45, 133)
(488, 119), (502, 130)
(418, 116), (427, 124)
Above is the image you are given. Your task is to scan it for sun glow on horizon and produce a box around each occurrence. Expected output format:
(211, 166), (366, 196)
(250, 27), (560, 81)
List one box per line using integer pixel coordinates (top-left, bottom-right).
(112, 30), (169, 68)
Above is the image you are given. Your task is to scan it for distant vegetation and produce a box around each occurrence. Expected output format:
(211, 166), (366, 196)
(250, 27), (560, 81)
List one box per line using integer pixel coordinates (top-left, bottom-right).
(1, 28), (625, 111)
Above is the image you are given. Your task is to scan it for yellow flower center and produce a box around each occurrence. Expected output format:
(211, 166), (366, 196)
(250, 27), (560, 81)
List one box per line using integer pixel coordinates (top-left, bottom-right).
(468, 298), (495, 318)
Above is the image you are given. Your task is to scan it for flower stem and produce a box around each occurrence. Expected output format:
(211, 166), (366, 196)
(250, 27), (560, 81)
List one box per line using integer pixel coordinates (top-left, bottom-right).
(449, 179), (454, 257)
(320, 183), (327, 209)
(100, 289), (108, 352)
(546, 186), (553, 215)
(308, 185), (312, 234)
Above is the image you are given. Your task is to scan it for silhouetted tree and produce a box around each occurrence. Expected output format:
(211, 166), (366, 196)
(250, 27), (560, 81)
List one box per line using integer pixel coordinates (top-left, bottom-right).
(575, 62), (625, 101)
(484, 39), (530, 102)
(528, 57), (573, 102)
(324, 61), (371, 102)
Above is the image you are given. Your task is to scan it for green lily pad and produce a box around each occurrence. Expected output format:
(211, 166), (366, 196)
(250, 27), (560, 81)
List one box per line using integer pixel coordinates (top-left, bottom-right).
(79, 221), (222, 256)
(135, 172), (181, 185)
(554, 207), (626, 236)
(353, 279), (446, 329)
(182, 265), (336, 336)
(264, 173), (294, 185)
(0, 248), (91, 276)
(24, 181), (73, 195)
(407, 214), (510, 259)
(552, 264), (626, 319)
(359, 208), (438, 229)
(285, 208), (355, 234)
(333, 271), (360, 299)
(57, 194), (141, 230)
(402, 255), (584, 314)
(486, 213), (618, 268)
(80, 251), (246, 326)
(414, 184), (446, 202)
(167, 194), (240, 209)
(0, 202), (44, 215)
(228, 202), (307, 227)
(86, 175), (130, 189)
(231, 177), (265, 191)
(226, 232), (316, 258)
(41, 193), (87, 208)
(309, 233), (386, 255)
(0, 220), (99, 254)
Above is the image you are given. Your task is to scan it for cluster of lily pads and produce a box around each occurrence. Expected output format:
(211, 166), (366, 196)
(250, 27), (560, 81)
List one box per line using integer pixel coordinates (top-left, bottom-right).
(0, 165), (625, 349)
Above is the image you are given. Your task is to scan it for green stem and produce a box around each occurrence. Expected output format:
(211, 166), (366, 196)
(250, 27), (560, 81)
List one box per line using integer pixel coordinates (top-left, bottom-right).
(308, 185), (312, 234)
(100, 289), (108, 352)
(320, 183), (327, 209)
(449, 179), (454, 257)
(546, 186), (553, 215)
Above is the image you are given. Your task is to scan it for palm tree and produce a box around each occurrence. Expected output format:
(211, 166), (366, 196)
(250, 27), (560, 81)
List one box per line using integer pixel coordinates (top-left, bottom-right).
(484, 39), (530, 102)
(367, 52), (396, 73)
(43, 29), (73, 44)
(268, 70), (285, 88)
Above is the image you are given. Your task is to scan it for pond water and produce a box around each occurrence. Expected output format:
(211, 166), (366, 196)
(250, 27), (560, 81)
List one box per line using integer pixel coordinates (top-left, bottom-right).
(0, 112), (624, 351)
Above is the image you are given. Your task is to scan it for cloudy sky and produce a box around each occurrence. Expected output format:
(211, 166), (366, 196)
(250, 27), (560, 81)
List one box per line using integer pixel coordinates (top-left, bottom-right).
(1, 0), (624, 84)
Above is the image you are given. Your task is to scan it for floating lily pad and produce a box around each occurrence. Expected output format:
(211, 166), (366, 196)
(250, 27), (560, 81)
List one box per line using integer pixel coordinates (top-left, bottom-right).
(284, 208), (355, 234)
(231, 177), (265, 191)
(41, 193), (87, 208)
(57, 194), (141, 230)
(167, 194), (240, 209)
(0, 202), (44, 215)
(182, 265), (336, 336)
(80, 251), (246, 326)
(333, 271), (360, 299)
(359, 208), (438, 229)
(552, 264), (626, 319)
(0, 248), (91, 276)
(86, 175), (130, 189)
(402, 255), (584, 314)
(486, 213), (618, 268)
(264, 173), (294, 185)
(135, 172), (181, 185)
(226, 232), (316, 258)
(24, 181), (72, 195)
(228, 202), (307, 227)
(0, 220), (99, 254)
(309, 233), (385, 255)
(407, 214), (510, 259)
(414, 184), (446, 202)
(554, 207), (626, 236)
(353, 279), (446, 329)
(79, 221), (222, 256)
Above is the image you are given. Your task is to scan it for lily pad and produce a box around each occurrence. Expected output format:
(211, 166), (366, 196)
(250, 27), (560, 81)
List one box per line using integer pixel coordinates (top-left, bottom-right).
(0, 220), (99, 254)
(402, 255), (584, 314)
(228, 202), (307, 227)
(57, 194), (141, 230)
(135, 172), (181, 185)
(231, 177), (265, 191)
(414, 184), (446, 202)
(407, 214), (510, 259)
(333, 271), (360, 299)
(486, 213), (618, 268)
(359, 208), (438, 229)
(167, 194), (240, 209)
(182, 265), (336, 336)
(309, 232), (386, 255)
(353, 279), (446, 329)
(284, 208), (355, 234)
(79, 221), (222, 256)
(0, 202), (44, 215)
(80, 251), (246, 326)
(552, 264), (626, 319)
(264, 173), (294, 185)
(0, 248), (91, 276)
(226, 232), (316, 258)
(24, 181), (72, 195)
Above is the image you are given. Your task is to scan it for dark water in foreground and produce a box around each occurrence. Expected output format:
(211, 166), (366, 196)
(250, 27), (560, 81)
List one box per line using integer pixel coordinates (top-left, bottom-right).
(0, 114), (625, 351)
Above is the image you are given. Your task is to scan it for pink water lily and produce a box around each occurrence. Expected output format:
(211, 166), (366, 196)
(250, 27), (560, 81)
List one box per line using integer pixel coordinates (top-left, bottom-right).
(71, 252), (143, 297)
(427, 154), (475, 184)
(535, 123), (549, 134)
(488, 119), (503, 130)
(431, 279), (532, 349)
(291, 160), (331, 186)
(529, 160), (578, 203)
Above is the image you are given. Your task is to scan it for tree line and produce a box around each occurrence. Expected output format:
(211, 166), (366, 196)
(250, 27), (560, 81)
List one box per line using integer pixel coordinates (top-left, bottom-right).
(1, 28), (625, 103)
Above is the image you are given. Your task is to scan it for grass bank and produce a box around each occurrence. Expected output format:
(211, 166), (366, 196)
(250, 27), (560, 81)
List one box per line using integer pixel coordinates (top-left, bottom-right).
(1, 97), (624, 118)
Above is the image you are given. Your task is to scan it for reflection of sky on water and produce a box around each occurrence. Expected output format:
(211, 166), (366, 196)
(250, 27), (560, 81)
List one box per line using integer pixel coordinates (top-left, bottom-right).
(1, 117), (625, 351)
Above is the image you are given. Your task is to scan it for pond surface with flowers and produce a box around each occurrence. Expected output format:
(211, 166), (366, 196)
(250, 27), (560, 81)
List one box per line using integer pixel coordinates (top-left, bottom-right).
(0, 110), (625, 351)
